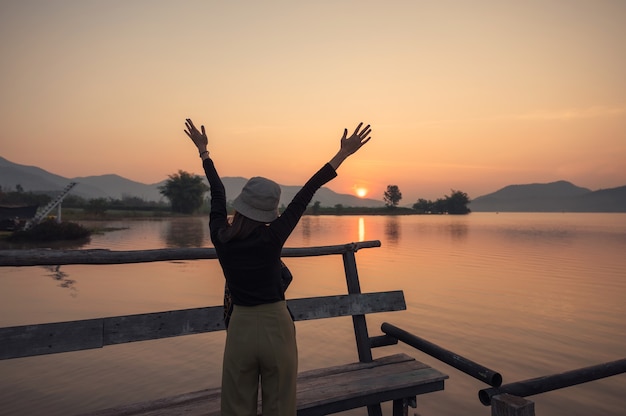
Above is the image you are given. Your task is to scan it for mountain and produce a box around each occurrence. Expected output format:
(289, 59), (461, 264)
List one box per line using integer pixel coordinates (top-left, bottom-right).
(0, 156), (161, 201)
(70, 174), (166, 201)
(4, 156), (624, 211)
(469, 181), (626, 212)
(0, 156), (385, 208)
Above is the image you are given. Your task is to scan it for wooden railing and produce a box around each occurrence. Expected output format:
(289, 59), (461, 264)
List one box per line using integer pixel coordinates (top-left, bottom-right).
(0, 240), (387, 362)
(381, 323), (626, 416)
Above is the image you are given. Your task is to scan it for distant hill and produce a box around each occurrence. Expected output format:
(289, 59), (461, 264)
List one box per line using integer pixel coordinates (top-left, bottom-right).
(0, 156), (385, 208)
(470, 181), (626, 212)
(4, 156), (624, 212)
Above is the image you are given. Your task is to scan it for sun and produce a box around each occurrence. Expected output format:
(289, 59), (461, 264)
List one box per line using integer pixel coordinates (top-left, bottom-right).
(355, 187), (368, 198)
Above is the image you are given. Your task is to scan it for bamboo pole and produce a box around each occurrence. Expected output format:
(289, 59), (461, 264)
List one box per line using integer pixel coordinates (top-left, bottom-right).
(479, 358), (626, 405)
(0, 240), (381, 266)
(381, 322), (502, 387)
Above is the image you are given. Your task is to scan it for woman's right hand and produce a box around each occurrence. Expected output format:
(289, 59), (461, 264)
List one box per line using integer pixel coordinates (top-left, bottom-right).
(184, 118), (208, 152)
(339, 122), (371, 156)
(329, 122), (372, 170)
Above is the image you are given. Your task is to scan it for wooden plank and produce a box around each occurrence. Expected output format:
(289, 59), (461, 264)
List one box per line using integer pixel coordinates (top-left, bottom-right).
(296, 360), (447, 412)
(81, 388), (222, 416)
(0, 241), (381, 266)
(297, 354), (417, 380)
(104, 306), (226, 345)
(105, 291), (406, 346)
(1, 292), (405, 360)
(289, 291), (406, 321)
(0, 319), (102, 360)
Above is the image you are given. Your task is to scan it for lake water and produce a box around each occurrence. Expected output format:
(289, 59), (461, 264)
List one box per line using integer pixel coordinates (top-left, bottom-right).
(1, 213), (625, 416)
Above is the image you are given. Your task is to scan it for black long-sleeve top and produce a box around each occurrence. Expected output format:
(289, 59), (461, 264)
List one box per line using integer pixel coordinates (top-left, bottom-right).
(203, 158), (337, 306)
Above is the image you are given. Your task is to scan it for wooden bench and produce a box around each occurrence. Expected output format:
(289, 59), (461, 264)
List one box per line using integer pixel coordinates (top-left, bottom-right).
(0, 242), (448, 416)
(83, 353), (445, 416)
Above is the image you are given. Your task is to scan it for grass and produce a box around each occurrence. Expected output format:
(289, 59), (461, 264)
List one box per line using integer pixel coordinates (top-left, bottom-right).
(8, 219), (91, 242)
(61, 208), (183, 221)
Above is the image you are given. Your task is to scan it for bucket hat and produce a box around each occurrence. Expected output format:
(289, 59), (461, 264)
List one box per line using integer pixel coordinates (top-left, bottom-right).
(232, 177), (281, 223)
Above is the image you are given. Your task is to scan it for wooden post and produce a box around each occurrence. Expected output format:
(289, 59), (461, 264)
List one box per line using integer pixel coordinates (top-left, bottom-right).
(342, 249), (372, 363)
(491, 394), (535, 416)
(392, 397), (413, 416)
(342, 248), (380, 416)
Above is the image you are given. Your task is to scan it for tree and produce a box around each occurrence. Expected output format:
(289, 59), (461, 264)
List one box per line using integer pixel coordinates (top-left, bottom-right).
(84, 197), (109, 216)
(411, 189), (471, 214)
(0, 189), (51, 206)
(383, 185), (402, 208)
(432, 198), (447, 214)
(159, 170), (209, 214)
(412, 198), (432, 214)
(443, 189), (471, 214)
(63, 194), (88, 208)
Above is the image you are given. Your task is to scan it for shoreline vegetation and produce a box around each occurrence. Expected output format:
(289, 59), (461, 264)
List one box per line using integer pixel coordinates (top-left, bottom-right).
(60, 206), (429, 221)
(0, 206), (434, 245)
(0, 188), (471, 243)
(0, 181), (473, 245)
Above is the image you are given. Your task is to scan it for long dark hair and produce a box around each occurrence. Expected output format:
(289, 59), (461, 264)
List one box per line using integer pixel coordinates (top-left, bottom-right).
(218, 211), (265, 243)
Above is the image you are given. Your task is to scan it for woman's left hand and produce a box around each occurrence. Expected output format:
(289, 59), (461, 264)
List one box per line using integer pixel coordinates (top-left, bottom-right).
(184, 118), (208, 151)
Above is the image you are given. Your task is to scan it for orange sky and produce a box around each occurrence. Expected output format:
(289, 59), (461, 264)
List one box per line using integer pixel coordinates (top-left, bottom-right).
(1, 1), (625, 202)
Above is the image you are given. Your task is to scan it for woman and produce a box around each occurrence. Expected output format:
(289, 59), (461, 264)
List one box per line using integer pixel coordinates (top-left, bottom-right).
(184, 119), (372, 416)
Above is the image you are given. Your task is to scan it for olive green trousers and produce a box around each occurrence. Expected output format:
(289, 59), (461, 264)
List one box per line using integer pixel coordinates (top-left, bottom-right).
(221, 301), (298, 416)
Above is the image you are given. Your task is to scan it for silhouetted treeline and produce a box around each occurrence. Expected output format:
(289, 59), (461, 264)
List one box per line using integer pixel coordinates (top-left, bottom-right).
(1, 186), (471, 218)
(63, 195), (170, 216)
(0, 186), (170, 217)
(305, 203), (416, 215)
(412, 190), (471, 214)
(0, 187), (52, 206)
